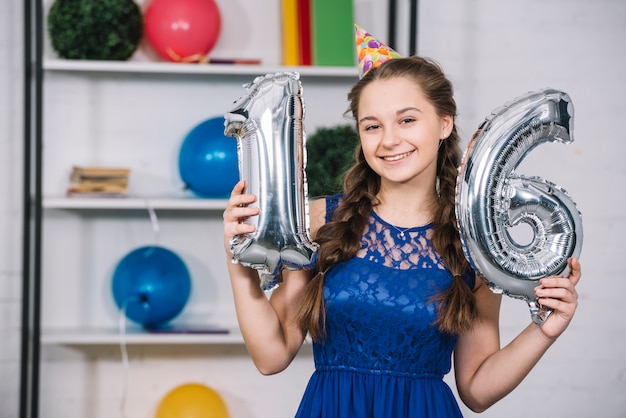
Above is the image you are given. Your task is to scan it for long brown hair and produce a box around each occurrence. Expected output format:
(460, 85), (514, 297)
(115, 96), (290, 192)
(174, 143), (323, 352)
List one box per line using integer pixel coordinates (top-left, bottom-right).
(296, 56), (477, 341)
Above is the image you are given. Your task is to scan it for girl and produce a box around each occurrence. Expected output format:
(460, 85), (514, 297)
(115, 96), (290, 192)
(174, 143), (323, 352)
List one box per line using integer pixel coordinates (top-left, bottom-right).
(223, 56), (581, 417)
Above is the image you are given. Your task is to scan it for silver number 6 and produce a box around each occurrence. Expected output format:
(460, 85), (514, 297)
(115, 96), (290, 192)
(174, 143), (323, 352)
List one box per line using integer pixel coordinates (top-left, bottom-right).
(456, 89), (583, 324)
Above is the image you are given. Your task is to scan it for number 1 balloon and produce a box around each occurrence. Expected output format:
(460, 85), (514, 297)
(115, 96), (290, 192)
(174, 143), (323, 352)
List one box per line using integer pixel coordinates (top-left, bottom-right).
(224, 72), (318, 291)
(456, 89), (583, 324)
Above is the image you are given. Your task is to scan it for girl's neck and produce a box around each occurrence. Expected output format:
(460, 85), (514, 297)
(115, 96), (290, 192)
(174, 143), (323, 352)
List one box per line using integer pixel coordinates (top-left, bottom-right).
(375, 183), (438, 228)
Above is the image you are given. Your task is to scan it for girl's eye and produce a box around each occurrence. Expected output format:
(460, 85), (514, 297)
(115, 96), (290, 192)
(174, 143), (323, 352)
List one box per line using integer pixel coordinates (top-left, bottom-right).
(363, 124), (380, 131)
(400, 117), (415, 124)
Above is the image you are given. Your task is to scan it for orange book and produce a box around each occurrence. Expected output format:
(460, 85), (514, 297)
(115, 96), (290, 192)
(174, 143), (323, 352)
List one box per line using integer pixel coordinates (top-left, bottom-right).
(281, 0), (300, 65)
(71, 166), (130, 178)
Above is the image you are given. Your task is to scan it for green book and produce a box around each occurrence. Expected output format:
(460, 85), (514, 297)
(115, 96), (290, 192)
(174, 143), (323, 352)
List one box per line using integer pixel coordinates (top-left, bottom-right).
(311, 0), (355, 66)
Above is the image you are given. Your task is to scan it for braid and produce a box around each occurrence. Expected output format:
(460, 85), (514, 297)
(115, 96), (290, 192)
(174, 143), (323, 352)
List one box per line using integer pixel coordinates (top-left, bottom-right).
(295, 149), (378, 341)
(431, 128), (477, 334)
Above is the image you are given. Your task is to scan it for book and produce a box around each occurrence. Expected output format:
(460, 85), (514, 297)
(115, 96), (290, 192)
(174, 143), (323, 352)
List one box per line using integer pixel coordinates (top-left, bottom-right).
(67, 182), (128, 194)
(146, 325), (230, 334)
(68, 166), (131, 197)
(68, 179), (129, 188)
(71, 166), (131, 178)
(281, 0), (300, 66)
(297, 0), (312, 65)
(311, 0), (354, 66)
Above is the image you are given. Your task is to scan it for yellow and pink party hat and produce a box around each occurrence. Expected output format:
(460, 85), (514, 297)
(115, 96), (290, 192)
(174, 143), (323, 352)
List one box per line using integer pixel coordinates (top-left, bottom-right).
(355, 24), (402, 79)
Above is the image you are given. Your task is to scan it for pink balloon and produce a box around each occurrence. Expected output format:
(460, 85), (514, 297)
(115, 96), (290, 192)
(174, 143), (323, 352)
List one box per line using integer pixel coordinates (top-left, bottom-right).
(144, 0), (222, 62)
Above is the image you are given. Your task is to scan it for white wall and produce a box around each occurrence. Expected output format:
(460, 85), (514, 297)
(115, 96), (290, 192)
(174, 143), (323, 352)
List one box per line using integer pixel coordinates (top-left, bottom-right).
(0, 0), (24, 416)
(1, 0), (625, 417)
(413, 1), (626, 416)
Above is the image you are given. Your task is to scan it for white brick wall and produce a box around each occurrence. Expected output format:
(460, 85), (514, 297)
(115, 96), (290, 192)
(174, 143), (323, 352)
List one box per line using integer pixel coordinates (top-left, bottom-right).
(0, 0), (23, 416)
(2, 0), (625, 417)
(416, 1), (626, 416)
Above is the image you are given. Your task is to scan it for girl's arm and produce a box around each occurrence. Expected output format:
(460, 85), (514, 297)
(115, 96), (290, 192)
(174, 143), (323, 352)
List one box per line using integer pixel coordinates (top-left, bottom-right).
(454, 258), (582, 412)
(223, 180), (326, 374)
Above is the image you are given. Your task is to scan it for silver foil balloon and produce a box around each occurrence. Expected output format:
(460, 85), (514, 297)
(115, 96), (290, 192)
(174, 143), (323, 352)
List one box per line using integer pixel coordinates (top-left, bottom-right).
(456, 89), (583, 324)
(224, 72), (318, 291)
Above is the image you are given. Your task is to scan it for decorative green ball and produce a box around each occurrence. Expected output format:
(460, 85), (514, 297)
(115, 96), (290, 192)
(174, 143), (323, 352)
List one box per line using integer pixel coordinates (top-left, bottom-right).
(306, 125), (359, 198)
(47, 0), (143, 60)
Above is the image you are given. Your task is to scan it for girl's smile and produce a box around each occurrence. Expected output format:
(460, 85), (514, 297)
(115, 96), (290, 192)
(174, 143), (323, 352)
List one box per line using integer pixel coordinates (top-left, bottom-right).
(380, 149), (415, 162)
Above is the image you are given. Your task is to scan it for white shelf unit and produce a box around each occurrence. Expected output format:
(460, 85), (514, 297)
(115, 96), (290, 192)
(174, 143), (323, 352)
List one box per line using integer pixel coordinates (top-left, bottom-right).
(43, 196), (228, 210)
(39, 59), (354, 336)
(41, 326), (244, 345)
(28, 2), (359, 415)
(34, 55), (354, 418)
(42, 59), (356, 343)
(43, 58), (358, 77)
(40, 197), (234, 347)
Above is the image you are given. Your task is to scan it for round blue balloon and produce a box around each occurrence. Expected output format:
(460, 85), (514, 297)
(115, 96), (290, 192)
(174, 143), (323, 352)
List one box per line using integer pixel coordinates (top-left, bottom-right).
(111, 246), (191, 328)
(178, 116), (239, 198)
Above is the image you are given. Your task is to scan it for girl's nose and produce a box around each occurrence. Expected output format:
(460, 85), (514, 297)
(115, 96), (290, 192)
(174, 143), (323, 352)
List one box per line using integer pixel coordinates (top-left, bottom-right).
(381, 127), (400, 147)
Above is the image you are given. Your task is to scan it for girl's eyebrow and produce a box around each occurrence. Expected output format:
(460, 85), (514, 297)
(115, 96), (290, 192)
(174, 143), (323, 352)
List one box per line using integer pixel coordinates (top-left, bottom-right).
(359, 107), (423, 125)
(358, 115), (378, 124)
(397, 107), (422, 115)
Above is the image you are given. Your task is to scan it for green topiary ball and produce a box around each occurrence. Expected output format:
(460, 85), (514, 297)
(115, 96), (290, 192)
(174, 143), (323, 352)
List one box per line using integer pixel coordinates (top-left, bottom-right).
(306, 125), (359, 198)
(47, 0), (143, 60)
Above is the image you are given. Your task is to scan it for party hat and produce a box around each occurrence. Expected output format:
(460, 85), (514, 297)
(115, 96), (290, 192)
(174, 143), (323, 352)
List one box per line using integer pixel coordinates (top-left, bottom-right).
(355, 24), (402, 79)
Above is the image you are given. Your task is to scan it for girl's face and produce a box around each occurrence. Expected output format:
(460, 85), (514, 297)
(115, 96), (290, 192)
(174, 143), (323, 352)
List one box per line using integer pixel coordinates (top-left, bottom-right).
(357, 76), (452, 189)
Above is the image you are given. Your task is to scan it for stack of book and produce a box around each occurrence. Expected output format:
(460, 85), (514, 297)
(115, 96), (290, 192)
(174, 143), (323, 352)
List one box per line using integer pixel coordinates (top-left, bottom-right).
(67, 166), (131, 197)
(281, 0), (354, 66)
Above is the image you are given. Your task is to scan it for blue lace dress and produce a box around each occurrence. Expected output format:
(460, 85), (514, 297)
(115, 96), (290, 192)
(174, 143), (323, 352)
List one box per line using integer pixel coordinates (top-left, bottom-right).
(295, 195), (475, 417)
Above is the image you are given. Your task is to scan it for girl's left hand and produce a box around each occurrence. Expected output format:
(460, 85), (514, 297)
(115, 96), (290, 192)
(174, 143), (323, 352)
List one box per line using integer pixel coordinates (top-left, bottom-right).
(534, 257), (581, 339)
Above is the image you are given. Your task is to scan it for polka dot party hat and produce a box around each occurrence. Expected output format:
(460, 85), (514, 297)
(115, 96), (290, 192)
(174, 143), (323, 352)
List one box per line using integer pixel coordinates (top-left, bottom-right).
(355, 23), (402, 79)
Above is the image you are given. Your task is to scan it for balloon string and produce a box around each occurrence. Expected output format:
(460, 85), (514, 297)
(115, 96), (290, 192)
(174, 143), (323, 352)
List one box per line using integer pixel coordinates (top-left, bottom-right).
(146, 203), (160, 244)
(118, 298), (139, 418)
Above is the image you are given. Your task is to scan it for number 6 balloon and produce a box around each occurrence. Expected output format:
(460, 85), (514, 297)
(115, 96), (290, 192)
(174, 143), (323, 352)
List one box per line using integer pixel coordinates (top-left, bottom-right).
(224, 72), (318, 291)
(456, 89), (583, 324)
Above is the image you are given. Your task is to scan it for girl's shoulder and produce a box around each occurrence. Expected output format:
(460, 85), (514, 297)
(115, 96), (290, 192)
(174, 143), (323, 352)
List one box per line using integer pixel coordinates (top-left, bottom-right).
(308, 193), (343, 239)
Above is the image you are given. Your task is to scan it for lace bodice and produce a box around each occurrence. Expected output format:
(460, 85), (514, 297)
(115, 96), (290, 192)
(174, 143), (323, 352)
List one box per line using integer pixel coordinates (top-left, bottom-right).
(312, 194), (473, 378)
(359, 209), (447, 271)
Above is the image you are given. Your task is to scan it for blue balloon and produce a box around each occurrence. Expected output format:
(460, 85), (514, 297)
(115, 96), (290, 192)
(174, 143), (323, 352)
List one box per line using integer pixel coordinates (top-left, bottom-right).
(111, 246), (191, 328)
(178, 116), (239, 198)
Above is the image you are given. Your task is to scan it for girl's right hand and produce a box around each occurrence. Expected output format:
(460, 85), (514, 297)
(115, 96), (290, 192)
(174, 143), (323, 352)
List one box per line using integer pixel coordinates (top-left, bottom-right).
(223, 180), (260, 253)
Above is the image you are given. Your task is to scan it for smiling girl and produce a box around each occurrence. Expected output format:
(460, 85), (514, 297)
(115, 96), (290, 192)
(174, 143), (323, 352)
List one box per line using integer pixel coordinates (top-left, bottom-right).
(222, 54), (581, 417)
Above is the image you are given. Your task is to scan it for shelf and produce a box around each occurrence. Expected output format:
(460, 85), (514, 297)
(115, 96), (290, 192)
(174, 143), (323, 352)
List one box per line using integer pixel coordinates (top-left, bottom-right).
(43, 196), (228, 210)
(42, 326), (244, 345)
(43, 58), (359, 78)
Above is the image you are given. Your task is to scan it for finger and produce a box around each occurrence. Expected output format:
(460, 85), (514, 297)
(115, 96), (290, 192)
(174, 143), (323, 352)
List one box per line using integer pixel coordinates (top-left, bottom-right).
(535, 286), (577, 304)
(567, 257), (582, 286)
(535, 279), (577, 301)
(537, 296), (577, 318)
(538, 276), (574, 290)
(223, 205), (259, 227)
(541, 258), (581, 288)
(227, 189), (257, 209)
(224, 211), (257, 240)
(230, 220), (256, 236)
(231, 179), (247, 196)
(228, 205), (260, 221)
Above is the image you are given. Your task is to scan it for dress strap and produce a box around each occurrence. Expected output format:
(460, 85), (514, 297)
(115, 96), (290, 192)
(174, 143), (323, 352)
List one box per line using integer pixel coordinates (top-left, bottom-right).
(325, 193), (343, 223)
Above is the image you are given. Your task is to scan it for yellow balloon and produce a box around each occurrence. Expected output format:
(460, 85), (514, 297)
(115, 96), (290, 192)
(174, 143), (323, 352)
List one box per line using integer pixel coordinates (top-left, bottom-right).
(155, 383), (229, 418)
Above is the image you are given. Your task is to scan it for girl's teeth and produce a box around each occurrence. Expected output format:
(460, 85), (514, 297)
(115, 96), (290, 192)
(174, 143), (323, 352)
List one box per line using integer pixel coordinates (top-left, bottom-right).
(384, 151), (412, 161)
